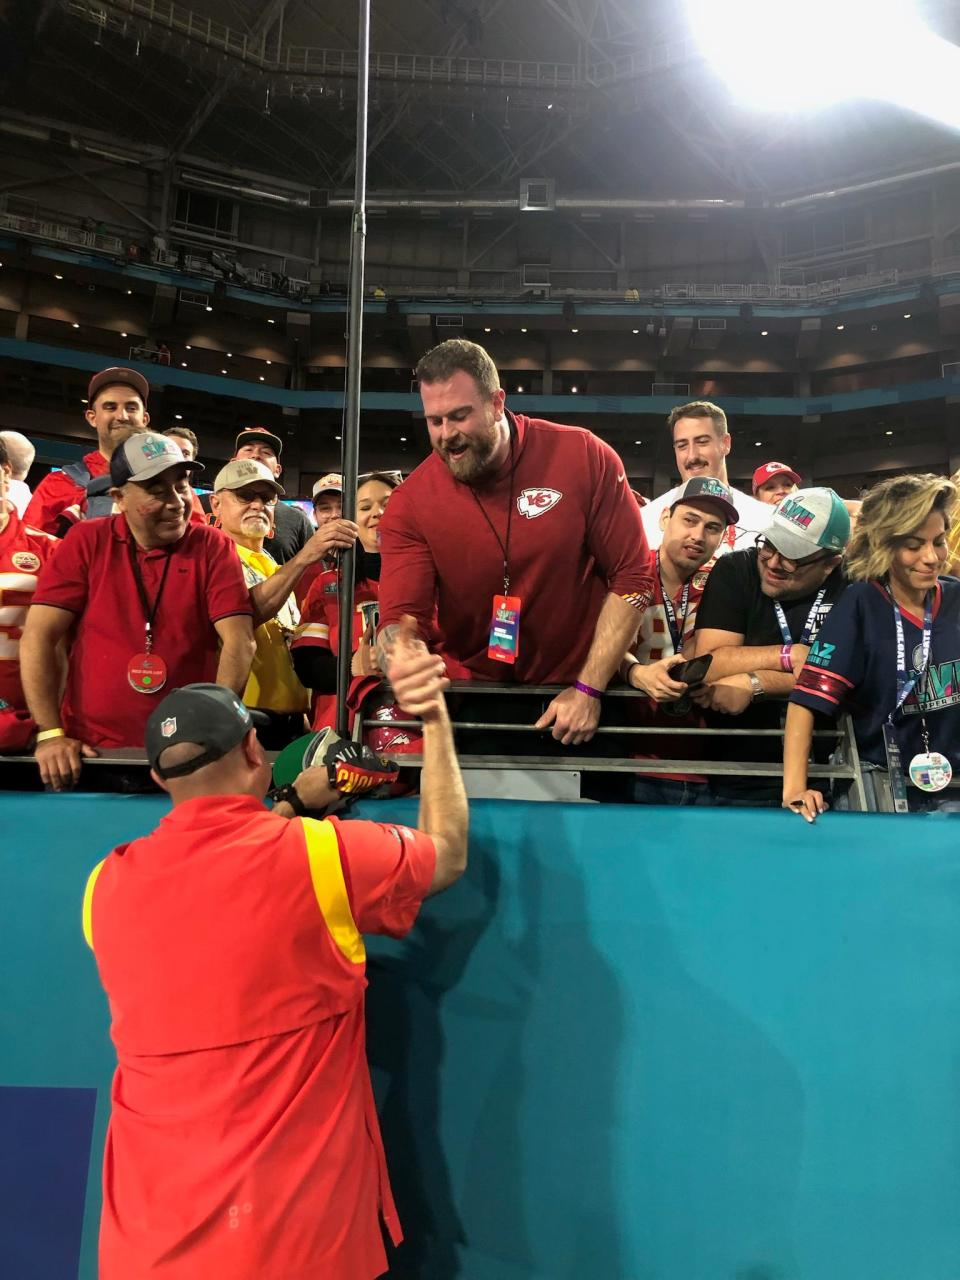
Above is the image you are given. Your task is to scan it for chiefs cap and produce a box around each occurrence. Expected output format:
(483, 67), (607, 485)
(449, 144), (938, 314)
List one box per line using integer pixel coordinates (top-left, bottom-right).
(764, 487), (851, 562)
(88, 367), (150, 406)
(146, 683), (268, 780)
(671, 476), (739, 526)
(235, 427), (283, 458)
(110, 432), (204, 487)
(312, 472), (343, 499)
(214, 458), (285, 495)
(752, 461), (801, 494)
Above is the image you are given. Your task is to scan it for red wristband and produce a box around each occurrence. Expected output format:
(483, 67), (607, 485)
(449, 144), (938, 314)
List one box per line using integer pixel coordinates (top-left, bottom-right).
(575, 680), (603, 699)
(780, 644), (793, 673)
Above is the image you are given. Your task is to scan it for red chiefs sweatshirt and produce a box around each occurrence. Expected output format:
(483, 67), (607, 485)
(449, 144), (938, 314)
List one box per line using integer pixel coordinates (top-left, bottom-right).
(378, 412), (653, 684)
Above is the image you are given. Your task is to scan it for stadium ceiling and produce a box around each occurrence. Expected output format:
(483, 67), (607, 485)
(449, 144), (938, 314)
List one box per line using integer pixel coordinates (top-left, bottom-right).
(2, 0), (960, 200)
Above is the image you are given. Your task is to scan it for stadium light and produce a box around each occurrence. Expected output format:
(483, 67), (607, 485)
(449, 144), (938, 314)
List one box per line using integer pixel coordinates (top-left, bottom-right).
(686, 0), (960, 130)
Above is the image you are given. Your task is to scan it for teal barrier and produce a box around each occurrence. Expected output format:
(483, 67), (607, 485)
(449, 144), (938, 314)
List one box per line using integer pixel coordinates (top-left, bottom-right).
(2, 794), (959, 1279)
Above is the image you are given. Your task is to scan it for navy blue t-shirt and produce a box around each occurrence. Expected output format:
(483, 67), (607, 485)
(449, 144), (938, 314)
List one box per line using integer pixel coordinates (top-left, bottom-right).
(791, 577), (960, 769)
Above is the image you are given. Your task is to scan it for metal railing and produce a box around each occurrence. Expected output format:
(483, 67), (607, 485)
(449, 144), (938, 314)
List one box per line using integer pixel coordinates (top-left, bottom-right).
(62, 0), (688, 90)
(661, 270), (900, 302)
(0, 210), (124, 256)
(0, 683), (868, 807)
(354, 682), (871, 809)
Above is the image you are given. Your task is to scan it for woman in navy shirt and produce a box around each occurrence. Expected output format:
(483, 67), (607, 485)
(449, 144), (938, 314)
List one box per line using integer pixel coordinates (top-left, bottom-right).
(783, 472), (960, 819)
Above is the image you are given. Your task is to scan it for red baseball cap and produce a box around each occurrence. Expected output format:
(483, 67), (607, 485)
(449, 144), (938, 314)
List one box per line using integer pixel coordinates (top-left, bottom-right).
(752, 461), (801, 494)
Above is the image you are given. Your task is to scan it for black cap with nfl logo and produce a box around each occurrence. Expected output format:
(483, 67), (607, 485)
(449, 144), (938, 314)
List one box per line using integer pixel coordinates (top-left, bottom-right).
(145, 684), (268, 779)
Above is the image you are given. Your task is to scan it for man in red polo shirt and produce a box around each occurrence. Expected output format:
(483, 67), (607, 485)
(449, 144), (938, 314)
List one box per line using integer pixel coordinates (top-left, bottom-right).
(21, 432), (255, 789)
(0, 436), (58, 751)
(377, 339), (654, 745)
(24, 367), (151, 536)
(82, 624), (467, 1280)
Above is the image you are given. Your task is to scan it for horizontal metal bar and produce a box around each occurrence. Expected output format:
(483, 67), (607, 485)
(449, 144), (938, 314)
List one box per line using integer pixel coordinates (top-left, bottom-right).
(352, 755), (857, 777)
(364, 718), (839, 737)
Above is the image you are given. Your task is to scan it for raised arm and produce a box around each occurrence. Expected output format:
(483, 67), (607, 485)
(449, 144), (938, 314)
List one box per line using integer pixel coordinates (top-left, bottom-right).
(385, 617), (468, 895)
(249, 519), (358, 626)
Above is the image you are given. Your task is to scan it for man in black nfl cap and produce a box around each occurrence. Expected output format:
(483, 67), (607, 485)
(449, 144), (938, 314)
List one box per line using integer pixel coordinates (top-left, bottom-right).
(232, 427), (315, 563)
(22, 432), (255, 790)
(81, 630), (467, 1280)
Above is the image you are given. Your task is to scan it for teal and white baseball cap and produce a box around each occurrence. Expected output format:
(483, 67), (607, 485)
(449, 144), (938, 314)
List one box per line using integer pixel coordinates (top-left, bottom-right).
(764, 487), (850, 562)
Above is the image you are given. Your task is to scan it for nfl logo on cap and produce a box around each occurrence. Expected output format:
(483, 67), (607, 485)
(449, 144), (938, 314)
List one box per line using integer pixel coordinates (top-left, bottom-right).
(161, 717), (177, 738)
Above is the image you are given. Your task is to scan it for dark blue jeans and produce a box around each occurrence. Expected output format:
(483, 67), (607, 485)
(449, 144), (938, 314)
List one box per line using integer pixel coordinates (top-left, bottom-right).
(629, 777), (712, 806)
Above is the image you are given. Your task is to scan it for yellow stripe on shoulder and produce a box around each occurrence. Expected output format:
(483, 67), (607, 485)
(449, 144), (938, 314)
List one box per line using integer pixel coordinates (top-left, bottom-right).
(301, 818), (365, 965)
(82, 858), (107, 951)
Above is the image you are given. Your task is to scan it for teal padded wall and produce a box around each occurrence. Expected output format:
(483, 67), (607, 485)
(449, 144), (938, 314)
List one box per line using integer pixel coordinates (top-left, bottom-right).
(1, 794), (959, 1279)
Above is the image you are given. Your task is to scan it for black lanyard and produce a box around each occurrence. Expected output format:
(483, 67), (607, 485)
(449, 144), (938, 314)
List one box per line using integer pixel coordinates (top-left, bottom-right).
(470, 421), (518, 595)
(127, 538), (173, 652)
(890, 590), (933, 724)
(657, 552), (690, 652)
(773, 586), (828, 646)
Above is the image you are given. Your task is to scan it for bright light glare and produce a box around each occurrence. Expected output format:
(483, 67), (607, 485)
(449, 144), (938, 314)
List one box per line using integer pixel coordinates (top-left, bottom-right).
(687, 0), (960, 129)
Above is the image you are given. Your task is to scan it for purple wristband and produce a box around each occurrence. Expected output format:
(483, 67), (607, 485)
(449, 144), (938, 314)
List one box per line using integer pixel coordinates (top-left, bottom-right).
(575, 680), (603, 700)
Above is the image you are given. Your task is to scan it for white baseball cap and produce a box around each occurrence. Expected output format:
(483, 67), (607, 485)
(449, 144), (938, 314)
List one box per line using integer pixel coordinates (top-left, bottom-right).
(764, 487), (851, 562)
(312, 473), (343, 499)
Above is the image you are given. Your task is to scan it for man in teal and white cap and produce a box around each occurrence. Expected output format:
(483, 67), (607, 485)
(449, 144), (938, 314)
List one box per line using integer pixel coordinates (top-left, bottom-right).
(689, 487), (852, 805)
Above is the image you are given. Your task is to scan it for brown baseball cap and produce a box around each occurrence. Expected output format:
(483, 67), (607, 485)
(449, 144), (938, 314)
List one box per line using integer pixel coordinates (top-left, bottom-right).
(87, 367), (150, 406)
(235, 427), (283, 458)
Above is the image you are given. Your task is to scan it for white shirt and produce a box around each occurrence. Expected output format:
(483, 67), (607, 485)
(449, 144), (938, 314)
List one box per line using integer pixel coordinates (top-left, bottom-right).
(7, 478), (31, 518)
(641, 481), (772, 554)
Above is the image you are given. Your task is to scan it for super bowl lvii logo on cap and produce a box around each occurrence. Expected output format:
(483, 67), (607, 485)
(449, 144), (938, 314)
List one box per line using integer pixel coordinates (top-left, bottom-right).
(778, 496), (815, 530)
(142, 437), (176, 460)
(699, 477), (727, 498)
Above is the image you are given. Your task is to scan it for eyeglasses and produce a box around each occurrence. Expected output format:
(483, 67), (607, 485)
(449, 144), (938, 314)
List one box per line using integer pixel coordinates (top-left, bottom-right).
(230, 487), (278, 507)
(755, 535), (833, 573)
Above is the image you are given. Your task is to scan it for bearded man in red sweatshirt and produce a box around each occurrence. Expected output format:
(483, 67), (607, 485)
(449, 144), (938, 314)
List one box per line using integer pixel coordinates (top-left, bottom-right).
(378, 338), (653, 745)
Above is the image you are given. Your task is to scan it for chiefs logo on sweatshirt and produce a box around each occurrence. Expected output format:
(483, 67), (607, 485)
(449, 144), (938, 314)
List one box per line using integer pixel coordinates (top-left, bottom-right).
(517, 487), (562, 518)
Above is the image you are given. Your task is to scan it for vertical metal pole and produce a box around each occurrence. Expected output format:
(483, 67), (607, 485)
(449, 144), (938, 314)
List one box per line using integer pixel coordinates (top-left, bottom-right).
(335, 0), (370, 736)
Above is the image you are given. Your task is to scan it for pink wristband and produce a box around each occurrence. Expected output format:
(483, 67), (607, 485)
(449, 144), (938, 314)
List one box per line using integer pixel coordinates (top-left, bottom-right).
(779, 644), (793, 673)
(575, 680), (603, 699)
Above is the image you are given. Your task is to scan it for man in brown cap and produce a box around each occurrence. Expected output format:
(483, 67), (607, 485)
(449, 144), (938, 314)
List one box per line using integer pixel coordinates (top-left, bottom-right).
(24, 367), (151, 537)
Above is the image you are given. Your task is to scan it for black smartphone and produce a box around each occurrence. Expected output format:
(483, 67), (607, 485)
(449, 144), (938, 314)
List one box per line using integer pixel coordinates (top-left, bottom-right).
(670, 654), (713, 686)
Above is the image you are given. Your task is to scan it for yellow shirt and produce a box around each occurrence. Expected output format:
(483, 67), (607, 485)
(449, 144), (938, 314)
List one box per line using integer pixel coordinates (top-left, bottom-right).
(236, 544), (310, 715)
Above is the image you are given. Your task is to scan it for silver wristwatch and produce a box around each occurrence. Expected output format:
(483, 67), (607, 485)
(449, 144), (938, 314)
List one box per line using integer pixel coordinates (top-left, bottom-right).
(747, 672), (765, 701)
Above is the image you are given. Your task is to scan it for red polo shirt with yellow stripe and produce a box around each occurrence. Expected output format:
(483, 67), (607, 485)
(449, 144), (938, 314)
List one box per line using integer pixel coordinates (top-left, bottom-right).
(82, 795), (436, 1280)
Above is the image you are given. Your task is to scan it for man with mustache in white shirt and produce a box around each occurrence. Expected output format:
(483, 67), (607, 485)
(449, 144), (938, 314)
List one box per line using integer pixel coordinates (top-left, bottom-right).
(641, 401), (771, 555)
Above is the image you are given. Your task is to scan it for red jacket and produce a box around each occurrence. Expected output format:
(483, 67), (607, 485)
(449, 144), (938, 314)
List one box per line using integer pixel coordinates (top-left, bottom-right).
(378, 412), (653, 683)
(292, 567), (380, 730)
(0, 510), (58, 749)
(23, 452), (206, 535)
(23, 449), (109, 535)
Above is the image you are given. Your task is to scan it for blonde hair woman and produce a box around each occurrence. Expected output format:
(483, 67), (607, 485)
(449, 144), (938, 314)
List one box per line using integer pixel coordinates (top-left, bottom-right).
(783, 472), (960, 819)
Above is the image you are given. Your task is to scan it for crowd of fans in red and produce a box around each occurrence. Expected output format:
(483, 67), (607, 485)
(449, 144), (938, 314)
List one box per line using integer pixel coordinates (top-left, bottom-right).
(3, 338), (960, 815)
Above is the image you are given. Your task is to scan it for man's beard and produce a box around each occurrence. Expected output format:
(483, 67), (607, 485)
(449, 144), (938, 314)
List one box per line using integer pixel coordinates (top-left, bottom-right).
(436, 420), (501, 485)
(241, 514), (271, 537)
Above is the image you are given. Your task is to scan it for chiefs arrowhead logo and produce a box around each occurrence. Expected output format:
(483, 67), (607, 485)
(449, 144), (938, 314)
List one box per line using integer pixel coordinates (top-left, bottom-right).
(517, 487), (562, 519)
